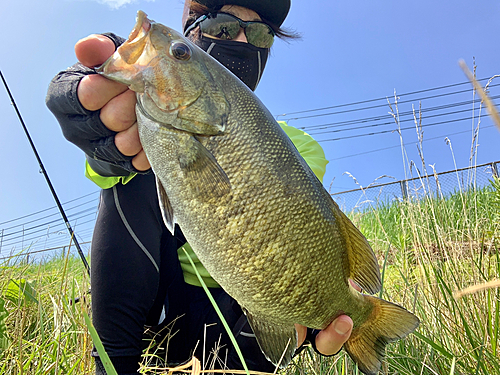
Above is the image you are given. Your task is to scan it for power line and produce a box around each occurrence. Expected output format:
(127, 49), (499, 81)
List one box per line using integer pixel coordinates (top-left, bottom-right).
(2, 77), (498, 258)
(301, 95), (500, 133)
(313, 105), (498, 138)
(329, 124), (496, 161)
(317, 114), (489, 142)
(0, 190), (99, 226)
(0, 217), (97, 250)
(276, 77), (499, 118)
(282, 83), (500, 122)
(308, 100), (498, 137)
(1, 209), (97, 242)
(1, 199), (99, 231)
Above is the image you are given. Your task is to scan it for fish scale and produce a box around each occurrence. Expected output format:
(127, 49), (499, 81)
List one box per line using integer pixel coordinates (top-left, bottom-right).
(98, 11), (420, 375)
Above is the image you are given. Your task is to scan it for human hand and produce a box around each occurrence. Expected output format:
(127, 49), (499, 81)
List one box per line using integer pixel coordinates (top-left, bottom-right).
(295, 280), (361, 355)
(75, 34), (150, 171)
(295, 316), (353, 356)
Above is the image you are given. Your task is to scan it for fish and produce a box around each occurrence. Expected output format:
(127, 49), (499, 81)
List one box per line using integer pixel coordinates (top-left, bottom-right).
(97, 11), (419, 375)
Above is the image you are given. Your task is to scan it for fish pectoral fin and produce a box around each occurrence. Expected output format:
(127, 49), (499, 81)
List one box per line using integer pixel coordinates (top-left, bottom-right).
(156, 177), (176, 234)
(324, 189), (382, 294)
(244, 309), (297, 369)
(178, 136), (231, 200)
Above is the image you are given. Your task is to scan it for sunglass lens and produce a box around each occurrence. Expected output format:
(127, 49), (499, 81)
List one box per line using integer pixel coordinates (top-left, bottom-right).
(202, 15), (240, 40)
(245, 23), (274, 48)
(199, 13), (274, 48)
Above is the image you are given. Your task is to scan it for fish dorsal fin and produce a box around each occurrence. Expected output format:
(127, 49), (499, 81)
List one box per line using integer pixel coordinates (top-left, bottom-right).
(156, 176), (176, 235)
(325, 189), (381, 294)
(178, 135), (231, 200)
(243, 309), (297, 369)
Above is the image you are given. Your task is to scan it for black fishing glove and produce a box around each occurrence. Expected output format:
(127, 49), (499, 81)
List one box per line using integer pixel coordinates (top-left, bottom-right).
(45, 33), (146, 177)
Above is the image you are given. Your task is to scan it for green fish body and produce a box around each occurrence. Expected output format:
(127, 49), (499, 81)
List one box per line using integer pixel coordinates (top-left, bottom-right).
(98, 11), (419, 375)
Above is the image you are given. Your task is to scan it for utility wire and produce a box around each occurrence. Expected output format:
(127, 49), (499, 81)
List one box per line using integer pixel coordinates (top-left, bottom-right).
(301, 96), (500, 132)
(2, 210), (97, 242)
(310, 101), (498, 137)
(0, 190), (99, 226)
(283, 83), (500, 122)
(277, 77), (498, 118)
(329, 124), (497, 161)
(317, 114), (488, 142)
(2, 219), (96, 249)
(1, 201), (98, 231)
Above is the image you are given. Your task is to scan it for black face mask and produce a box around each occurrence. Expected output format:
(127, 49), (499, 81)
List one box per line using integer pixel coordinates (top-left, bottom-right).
(194, 35), (269, 91)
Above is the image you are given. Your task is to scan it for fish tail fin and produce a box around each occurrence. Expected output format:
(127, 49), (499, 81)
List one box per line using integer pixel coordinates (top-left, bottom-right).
(344, 295), (419, 375)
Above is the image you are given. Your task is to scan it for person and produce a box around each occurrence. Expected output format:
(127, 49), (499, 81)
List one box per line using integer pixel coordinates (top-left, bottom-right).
(46, 1), (356, 374)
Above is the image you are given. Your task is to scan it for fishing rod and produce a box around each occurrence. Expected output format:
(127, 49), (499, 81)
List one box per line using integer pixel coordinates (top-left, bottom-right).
(0, 70), (91, 276)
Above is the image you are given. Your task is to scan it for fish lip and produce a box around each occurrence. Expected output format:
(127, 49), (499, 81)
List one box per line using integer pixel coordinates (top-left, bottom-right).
(128, 10), (152, 44)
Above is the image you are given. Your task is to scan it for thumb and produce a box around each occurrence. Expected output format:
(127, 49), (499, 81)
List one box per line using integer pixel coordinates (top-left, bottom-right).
(75, 34), (116, 68)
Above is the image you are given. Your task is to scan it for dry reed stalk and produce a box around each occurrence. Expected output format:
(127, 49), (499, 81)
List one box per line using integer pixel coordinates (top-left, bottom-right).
(147, 356), (277, 375)
(453, 279), (500, 299)
(459, 60), (500, 131)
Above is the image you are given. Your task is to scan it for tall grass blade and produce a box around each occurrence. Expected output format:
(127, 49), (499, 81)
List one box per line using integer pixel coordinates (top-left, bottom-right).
(182, 248), (251, 375)
(83, 311), (118, 375)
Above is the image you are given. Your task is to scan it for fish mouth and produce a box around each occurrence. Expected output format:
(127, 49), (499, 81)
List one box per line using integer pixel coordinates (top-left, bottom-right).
(128, 10), (152, 45)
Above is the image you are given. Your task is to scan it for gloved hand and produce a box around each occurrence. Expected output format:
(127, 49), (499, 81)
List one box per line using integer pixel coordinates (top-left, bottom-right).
(46, 33), (151, 175)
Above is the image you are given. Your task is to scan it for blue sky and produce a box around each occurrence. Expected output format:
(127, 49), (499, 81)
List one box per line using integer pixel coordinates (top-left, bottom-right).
(1, 0), (499, 255)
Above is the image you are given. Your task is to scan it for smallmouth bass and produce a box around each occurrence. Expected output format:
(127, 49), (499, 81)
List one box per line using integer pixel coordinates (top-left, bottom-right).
(98, 11), (419, 375)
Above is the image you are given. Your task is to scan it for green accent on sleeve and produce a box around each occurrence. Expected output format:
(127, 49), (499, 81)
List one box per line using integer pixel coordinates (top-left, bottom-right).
(85, 160), (137, 190)
(177, 243), (221, 288)
(278, 121), (329, 183)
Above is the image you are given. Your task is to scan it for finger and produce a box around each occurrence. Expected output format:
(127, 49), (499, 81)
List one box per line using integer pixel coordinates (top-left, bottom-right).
(294, 324), (307, 347)
(114, 122), (142, 156)
(78, 74), (129, 111)
(315, 315), (353, 356)
(75, 34), (116, 68)
(132, 150), (151, 171)
(100, 90), (137, 132)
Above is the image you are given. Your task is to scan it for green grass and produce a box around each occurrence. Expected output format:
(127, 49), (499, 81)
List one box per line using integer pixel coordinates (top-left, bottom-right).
(0, 180), (498, 374)
(0, 251), (93, 374)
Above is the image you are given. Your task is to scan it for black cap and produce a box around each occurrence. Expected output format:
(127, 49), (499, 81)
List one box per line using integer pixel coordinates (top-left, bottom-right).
(188, 0), (291, 27)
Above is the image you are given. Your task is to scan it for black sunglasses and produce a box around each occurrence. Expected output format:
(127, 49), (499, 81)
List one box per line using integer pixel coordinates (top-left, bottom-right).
(184, 12), (275, 49)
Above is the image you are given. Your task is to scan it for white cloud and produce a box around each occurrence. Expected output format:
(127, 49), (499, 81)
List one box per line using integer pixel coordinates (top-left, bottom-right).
(96, 0), (154, 10)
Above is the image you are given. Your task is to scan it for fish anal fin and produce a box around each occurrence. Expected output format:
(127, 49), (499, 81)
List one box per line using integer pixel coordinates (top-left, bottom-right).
(345, 295), (420, 375)
(341, 209), (381, 294)
(178, 136), (231, 200)
(323, 189), (381, 294)
(156, 176), (175, 234)
(244, 309), (297, 369)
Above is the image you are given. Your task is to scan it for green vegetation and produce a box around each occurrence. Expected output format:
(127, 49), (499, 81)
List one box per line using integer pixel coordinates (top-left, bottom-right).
(0, 177), (498, 374)
(0, 250), (93, 374)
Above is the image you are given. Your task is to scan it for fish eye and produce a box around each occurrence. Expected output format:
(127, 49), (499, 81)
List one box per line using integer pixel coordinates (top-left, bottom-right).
(170, 42), (191, 61)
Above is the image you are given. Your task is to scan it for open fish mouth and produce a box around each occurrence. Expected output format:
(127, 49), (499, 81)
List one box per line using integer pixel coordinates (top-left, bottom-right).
(116, 10), (154, 65)
(127, 10), (151, 46)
